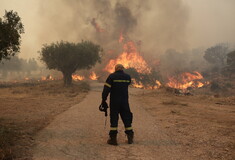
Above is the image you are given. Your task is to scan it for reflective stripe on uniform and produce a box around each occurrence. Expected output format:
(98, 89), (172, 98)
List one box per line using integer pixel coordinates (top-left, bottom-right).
(125, 127), (133, 130)
(110, 127), (118, 130)
(105, 83), (111, 88)
(113, 80), (130, 83)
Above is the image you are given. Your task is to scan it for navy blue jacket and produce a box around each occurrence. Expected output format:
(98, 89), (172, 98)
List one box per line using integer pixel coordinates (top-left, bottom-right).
(102, 70), (131, 103)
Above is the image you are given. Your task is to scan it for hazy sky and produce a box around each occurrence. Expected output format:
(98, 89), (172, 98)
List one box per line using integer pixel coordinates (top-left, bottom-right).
(0, 0), (235, 59)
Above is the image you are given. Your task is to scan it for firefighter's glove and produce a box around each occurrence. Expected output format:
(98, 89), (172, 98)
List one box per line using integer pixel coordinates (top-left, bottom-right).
(99, 101), (108, 116)
(99, 101), (108, 112)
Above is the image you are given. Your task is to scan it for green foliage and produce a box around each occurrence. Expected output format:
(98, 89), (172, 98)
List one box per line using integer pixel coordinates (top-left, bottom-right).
(204, 44), (228, 66)
(0, 10), (24, 61)
(40, 41), (102, 85)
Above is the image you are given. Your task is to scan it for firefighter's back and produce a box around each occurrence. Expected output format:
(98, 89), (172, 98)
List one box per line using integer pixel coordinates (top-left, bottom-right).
(109, 70), (131, 103)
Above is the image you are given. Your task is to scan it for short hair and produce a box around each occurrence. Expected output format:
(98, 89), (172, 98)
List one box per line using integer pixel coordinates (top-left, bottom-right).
(115, 64), (124, 71)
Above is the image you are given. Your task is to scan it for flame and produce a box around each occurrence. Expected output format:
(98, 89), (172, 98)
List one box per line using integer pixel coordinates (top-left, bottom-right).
(155, 80), (162, 88)
(40, 75), (56, 81)
(131, 79), (144, 89)
(72, 74), (85, 81)
(119, 32), (124, 43)
(89, 71), (98, 80)
(48, 75), (55, 80)
(167, 71), (206, 90)
(41, 76), (47, 81)
(131, 79), (161, 89)
(104, 41), (151, 74)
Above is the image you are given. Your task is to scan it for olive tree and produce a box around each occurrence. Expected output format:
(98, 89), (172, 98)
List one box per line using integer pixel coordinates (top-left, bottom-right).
(40, 41), (102, 86)
(204, 44), (228, 66)
(0, 10), (24, 61)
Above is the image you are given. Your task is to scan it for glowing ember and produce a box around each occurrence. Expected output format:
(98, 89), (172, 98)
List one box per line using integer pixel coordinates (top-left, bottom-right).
(89, 71), (98, 80)
(104, 41), (151, 74)
(41, 76), (47, 81)
(72, 74), (85, 81)
(167, 71), (206, 90)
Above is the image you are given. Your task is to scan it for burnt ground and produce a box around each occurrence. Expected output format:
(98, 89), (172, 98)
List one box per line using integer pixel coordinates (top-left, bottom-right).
(0, 81), (89, 160)
(33, 82), (235, 160)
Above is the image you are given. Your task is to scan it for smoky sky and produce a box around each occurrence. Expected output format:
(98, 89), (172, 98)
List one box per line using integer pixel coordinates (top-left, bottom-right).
(0, 0), (235, 59)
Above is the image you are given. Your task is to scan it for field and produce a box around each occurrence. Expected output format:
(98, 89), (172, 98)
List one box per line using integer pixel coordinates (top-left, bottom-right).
(0, 80), (234, 160)
(0, 81), (89, 159)
(138, 88), (235, 159)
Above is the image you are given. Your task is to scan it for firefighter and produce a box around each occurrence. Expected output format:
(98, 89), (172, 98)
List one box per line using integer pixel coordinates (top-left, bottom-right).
(101, 64), (134, 145)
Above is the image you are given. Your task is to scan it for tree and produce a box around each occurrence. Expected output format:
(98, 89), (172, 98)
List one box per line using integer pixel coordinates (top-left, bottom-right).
(40, 41), (102, 86)
(0, 55), (22, 78)
(0, 10), (24, 61)
(204, 44), (228, 66)
(22, 58), (38, 75)
(225, 50), (235, 77)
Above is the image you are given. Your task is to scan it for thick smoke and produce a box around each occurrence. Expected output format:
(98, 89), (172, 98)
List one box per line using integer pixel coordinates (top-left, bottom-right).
(35, 0), (189, 54)
(33, 0), (191, 76)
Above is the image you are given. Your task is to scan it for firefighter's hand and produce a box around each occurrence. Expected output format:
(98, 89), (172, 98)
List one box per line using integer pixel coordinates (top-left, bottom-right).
(101, 99), (106, 105)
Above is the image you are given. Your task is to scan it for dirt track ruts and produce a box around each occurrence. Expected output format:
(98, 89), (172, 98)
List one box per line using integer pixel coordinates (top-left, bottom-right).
(33, 82), (187, 160)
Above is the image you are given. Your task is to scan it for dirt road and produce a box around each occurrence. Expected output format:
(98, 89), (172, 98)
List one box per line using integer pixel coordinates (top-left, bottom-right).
(33, 82), (188, 160)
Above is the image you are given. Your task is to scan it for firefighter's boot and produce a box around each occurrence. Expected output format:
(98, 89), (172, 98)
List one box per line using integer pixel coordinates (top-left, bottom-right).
(107, 134), (118, 145)
(126, 132), (134, 144)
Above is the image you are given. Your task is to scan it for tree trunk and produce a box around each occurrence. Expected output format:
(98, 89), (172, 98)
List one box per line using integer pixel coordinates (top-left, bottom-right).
(62, 71), (72, 86)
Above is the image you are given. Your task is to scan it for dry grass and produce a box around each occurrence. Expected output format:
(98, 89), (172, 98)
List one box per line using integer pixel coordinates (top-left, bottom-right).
(138, 89), (235, 160)
(0, 80), (89, 160)
(162, 100), (188, 106)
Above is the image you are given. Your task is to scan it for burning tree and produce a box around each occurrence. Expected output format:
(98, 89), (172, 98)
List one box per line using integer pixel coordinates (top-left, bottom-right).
(0, 10), (24, 61)
(40, 41), (102, 86)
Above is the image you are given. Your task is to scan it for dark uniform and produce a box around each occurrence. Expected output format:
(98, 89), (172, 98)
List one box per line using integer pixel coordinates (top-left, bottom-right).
(102, 70), (133, 136)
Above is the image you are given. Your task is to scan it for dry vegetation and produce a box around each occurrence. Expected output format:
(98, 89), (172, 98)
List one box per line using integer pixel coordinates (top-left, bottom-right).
(138, 88), (235, 160)
(0, 80), (89, 160)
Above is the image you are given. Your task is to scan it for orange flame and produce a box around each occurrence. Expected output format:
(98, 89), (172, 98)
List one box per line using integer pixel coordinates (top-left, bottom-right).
(119, 32), (124, 43)
(72, 74), (85, 81)
(89, 71), (98, 80)
(104, 41), (151, 74)
(132, 79), (144, 89)
(155, 80), (162, 88)
(131, 79), (161, 89)
(41, 76), (47, 81)
(167, 71), (206, 90)
(40, 75), (55, 81)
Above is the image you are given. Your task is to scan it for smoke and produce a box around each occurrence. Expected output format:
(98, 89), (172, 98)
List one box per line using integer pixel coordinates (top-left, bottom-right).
(33, 0), (189, 56)
(1, 0), (235, 80)
(1, 0), (234, 59)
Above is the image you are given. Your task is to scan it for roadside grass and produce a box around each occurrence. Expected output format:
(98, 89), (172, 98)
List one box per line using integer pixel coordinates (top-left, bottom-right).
(0, 80), (90, 159)
(162, 100), (188, 106)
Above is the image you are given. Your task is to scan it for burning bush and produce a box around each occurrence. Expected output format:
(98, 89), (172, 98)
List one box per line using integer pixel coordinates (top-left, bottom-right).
(125, 67), (162, 89)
